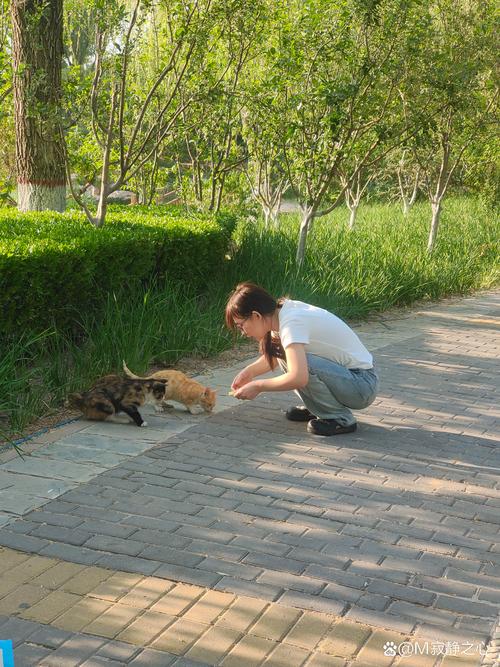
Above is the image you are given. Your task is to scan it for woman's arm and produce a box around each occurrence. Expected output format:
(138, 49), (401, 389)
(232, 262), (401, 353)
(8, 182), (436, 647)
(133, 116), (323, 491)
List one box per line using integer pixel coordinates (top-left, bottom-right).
(234, 344), (308, 398)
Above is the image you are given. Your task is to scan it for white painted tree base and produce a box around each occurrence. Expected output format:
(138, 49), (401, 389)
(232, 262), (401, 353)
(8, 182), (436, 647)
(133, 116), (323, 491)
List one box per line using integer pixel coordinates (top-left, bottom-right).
(17, 183), (66, 212)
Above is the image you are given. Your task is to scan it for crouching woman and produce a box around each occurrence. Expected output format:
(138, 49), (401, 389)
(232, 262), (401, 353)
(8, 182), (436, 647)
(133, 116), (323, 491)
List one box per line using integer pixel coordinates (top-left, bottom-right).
(225, 282), (378, 436)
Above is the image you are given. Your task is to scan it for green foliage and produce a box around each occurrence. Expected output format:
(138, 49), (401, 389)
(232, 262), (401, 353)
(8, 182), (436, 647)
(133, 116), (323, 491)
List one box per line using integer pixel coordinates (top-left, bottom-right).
(229, 196), (499, 317)
(0, 207), (233, 335)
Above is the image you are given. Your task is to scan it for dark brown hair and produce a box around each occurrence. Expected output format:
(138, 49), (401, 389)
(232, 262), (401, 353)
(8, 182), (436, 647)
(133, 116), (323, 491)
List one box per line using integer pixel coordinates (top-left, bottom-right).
(225, 282), (285, 368)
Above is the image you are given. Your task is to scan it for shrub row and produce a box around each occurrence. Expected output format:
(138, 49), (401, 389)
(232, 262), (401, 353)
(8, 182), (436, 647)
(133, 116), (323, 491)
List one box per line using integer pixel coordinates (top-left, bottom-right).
(0, 207), (237, 334)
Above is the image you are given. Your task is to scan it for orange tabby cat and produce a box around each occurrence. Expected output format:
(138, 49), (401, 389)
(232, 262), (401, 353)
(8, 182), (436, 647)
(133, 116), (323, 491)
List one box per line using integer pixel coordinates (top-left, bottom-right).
(123, 361), (216, 414)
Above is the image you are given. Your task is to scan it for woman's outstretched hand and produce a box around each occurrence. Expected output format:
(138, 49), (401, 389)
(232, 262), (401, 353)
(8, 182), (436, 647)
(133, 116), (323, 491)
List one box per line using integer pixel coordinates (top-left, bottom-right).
(233, 381), (261, 400)
(231, 368), (253, 391)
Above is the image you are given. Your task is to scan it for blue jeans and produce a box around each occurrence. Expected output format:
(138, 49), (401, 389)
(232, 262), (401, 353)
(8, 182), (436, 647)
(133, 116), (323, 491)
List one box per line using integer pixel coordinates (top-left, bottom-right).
(279, 354), (379, 426)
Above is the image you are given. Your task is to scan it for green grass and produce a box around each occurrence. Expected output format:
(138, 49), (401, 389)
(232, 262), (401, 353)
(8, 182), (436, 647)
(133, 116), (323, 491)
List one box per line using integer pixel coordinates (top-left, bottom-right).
(1, 195), (498, 443)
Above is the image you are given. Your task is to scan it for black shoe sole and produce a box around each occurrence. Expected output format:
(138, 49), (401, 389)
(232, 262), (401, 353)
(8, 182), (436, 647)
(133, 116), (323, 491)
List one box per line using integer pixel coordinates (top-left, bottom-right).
(307, 421), (357, 436)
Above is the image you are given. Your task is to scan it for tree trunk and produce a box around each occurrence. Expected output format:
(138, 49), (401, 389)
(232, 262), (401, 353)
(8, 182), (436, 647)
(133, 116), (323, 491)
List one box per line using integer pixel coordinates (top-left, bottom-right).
(11, 0), (66, 212)
(348, 204), (358, 230)
(94, 87), (117, 227)
(296, 208), (313, 267)
(215, 174), (225, 213)
(427, 199), (441, 253)
(263, 207), (271, 228)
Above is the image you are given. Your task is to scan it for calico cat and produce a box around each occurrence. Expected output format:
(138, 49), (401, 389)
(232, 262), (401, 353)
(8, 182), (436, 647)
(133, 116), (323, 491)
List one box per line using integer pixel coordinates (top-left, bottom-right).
(67, 374), (167, 427)
(123, 361), (217, 414)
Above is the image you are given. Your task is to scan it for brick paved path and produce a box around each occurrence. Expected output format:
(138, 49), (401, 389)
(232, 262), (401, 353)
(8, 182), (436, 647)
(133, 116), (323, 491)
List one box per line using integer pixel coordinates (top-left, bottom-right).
(0, 291), (498, 666)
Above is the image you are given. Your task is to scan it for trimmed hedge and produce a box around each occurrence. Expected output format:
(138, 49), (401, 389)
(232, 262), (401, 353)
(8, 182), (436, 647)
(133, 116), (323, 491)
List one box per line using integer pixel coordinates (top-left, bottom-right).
(0, 207), (237, 334)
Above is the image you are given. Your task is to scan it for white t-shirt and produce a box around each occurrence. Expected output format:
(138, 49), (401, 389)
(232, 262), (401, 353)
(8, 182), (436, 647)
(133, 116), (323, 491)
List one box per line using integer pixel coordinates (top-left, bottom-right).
(278, 299), (373, 369)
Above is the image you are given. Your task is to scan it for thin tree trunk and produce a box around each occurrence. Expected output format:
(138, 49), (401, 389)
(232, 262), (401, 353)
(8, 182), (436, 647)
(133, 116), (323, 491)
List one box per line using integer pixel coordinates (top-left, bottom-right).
(348, 204), (358, 230)
(215, 173), (225, 213)
(427, 199), (441, 253)
(95, 87), (118, 227)
(263, 207), (271, 228)
(11, 0), (66, 212)
(296, 208), (313, 267)
(427, 134), (450, 252)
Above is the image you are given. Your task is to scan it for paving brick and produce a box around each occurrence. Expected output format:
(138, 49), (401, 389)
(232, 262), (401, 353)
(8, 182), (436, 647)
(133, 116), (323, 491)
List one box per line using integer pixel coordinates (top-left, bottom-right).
(262, 642), (311, 667)
(186, 624), (242, 664)
(243, 552), (306, 575)
(214, 576), (282, 601)
(257, 569), (325, 594)
(0, 616), (40, 646)
(149, 582), (204, 616)
(0, 547), (30, 569)
(117, 576), (175, 609)
(90, 572), (145, 602)
(434, 595), (498, 618)
(40, 542), (104, 565)
(248, 603), (302, 642)
(186, 539), (248, 563)
(31, 562), (85, 589)
(366, 579), (436, 605)
(84, 602), (143, 638)
(79, 518), (139, 539)
(39, 634), (107, 667)
(128, 648), (177, 665)
(53, 597), (114, 632)
(355, 629), (408, 666)
(154, 563), (222, 588)
(303, 653), (347, 667)
(197, 556), (262, 580)
(61, 566), (113, 595)
(283, 611), (334, 651)
(96, 639), (142, 662)
(79, 657), (125, 666)
(140, 544), (204, 567)
(10, 642), (52, 664)
(129, 528), (189, 549)
(220, 634), (278, 666)
(318, 621), (372, 658)
(29, 625), (72, 649)
(387, 600), (458, 627)
(182, 589), (235, 624)
(151, 617), (209, 655)
(344, 606), (416, 634)
(0, 583), (49, 615)
(85, 535), (146, 556)
(21, 590), (81, 623)
(217, 596), (268, 632)
(31, 523), (92, 546)
(0, 530), (50, 554)
(277, 590), (346, 616)
(96, 554), (162, 575)
(2, 553), (54, 584)
(235, 503), (291, 521)
(117, 609), (176, 644)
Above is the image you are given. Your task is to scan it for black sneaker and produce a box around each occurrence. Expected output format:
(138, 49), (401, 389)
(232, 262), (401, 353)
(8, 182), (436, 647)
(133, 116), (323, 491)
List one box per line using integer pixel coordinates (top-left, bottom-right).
(286, 406), (316, 422)
(307, 418), (357, 436)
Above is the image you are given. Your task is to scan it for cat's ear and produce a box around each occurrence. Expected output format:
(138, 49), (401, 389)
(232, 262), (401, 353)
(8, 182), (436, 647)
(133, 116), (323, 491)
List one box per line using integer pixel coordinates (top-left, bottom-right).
(203, 387), (215, 397)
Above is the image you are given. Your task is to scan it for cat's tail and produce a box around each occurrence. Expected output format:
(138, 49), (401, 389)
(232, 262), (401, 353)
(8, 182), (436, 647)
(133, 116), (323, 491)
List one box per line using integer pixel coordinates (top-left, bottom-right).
(122, 360), (143, 380)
